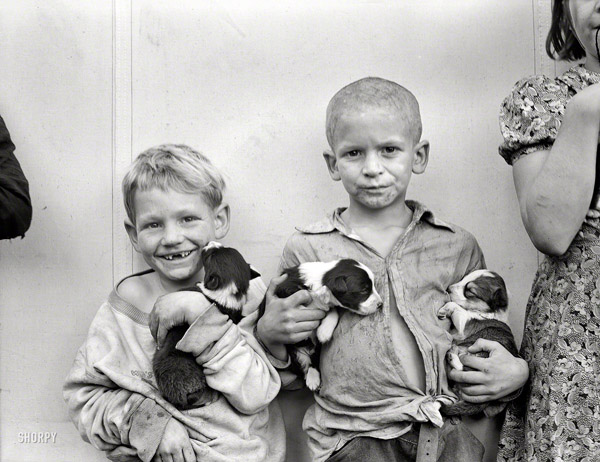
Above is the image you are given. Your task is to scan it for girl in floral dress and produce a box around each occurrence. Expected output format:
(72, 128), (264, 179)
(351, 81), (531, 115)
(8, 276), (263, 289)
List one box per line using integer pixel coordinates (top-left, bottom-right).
(496, 1), (600, 460)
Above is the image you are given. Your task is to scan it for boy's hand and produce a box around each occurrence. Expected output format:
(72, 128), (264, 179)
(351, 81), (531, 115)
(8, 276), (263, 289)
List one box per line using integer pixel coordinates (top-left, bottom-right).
(152, 418), (195, 462)
(447, 339), (528, 403)
(150, 291), (214, 349)
(256, 274), (327, 359)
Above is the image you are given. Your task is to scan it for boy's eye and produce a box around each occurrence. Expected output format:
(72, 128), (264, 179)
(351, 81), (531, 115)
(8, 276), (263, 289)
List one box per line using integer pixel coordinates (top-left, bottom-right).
(145, 222), (160, 229)
(345, 150), (361, 158)
(183, 216), (198, 223)
(383, 146), (399, 154)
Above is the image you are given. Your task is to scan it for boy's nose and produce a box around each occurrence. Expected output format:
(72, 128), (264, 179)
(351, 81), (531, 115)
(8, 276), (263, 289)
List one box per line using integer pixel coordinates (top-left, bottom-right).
(362, 152), (384, 176)
(161, 224), (185, 245)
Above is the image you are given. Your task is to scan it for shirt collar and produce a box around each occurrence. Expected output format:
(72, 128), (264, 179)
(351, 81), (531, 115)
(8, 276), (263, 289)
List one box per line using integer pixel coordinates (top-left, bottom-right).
(295, 200), (455, 235)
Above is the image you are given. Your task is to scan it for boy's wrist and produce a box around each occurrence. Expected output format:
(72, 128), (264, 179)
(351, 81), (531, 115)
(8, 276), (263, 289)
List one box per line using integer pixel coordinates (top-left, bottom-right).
(255, 321), (288, 361)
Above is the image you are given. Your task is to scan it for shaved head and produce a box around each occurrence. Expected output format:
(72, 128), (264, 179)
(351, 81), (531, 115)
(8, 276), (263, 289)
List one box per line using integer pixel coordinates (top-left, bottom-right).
(326, 77), (422, 148)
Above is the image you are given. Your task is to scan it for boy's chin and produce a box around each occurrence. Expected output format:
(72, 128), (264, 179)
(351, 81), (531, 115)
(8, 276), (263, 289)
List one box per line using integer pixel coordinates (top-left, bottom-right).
(353, 193), (403, 210)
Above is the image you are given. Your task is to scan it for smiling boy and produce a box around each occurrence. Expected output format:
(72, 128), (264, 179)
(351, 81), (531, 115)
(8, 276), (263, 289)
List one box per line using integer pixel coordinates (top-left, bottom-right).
(64, 144), (284, 462)
(257, 77), (528, 462)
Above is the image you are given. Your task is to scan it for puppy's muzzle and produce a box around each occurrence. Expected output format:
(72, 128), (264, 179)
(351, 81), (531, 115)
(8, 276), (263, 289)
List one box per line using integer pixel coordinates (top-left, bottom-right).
(356, 290), (383, 315)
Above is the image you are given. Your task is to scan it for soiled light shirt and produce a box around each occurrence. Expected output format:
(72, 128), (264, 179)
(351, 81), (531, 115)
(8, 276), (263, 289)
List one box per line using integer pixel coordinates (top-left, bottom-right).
(279, 201), (485, 462)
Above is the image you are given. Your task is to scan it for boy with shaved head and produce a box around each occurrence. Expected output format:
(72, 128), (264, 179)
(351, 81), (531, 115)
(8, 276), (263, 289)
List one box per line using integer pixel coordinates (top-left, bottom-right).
(257, 77), (528, 461)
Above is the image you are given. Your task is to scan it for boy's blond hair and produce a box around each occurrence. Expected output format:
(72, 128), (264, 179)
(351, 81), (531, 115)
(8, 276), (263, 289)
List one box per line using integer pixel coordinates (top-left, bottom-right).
(122, 144), (225, 224)
(326, 77), (422, 148)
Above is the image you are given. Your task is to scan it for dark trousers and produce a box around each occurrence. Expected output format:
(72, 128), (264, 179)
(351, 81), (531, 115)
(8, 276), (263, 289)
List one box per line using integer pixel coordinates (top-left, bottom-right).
(325, 419), (484, 462)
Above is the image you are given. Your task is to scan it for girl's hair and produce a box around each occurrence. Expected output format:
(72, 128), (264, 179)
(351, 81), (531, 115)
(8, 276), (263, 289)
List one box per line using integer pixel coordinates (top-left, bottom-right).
(122, 144), (226, 224)
(546, 0), (585, 61)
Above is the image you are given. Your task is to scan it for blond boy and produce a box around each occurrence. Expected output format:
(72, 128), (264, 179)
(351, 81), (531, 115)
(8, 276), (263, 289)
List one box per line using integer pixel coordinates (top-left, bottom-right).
(64, 145), (285, 462)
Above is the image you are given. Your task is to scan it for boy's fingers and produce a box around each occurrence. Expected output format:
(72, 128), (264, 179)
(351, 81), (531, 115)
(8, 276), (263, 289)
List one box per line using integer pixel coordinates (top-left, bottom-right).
(287, 289), (313, 306)
(155, 325), (169, 350)
(457, 384), (489, 396)
(457, 354), (489, 371)
(171, 450), (183, 462)
(266, 274), (288, 297)
(292, 320), (322, 333)
(448, 368), (486, 384)
(466, 338), (498, 354)
(294, 308), (327, 322)
(182, 444), (195, 462)
(459, 392), (494, 404)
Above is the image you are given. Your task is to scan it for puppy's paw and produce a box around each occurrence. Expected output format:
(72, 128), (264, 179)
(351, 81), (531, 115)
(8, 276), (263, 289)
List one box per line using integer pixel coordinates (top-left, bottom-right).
(316, 322), (335, 343)
(305, 368), (321, 391)
(437, 302), (455, 320)
(447, 352), (464, 371)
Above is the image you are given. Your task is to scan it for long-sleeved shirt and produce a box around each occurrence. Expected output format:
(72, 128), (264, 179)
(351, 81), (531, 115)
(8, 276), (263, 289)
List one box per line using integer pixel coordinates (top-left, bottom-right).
(63, 271), (285, 462)
(0, 115), (32, 239)
(279, 201), (485, 462)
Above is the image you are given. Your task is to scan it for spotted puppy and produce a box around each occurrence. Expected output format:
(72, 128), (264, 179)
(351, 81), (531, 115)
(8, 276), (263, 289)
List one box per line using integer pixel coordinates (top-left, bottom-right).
(153, 241), (259, 410)
(260, 259), (382, 391)
(438, 269), (521, 417)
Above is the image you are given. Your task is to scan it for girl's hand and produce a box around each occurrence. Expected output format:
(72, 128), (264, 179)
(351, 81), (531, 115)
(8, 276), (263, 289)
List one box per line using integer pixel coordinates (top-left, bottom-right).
(150, 291), (213, 349)
(152, 418), (195, 462)
(256, 274), (327, 359)
(447, 339), (529, 403)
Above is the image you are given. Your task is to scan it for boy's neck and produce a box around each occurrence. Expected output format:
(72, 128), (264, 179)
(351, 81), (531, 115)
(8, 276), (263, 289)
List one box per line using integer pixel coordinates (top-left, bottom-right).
(343, 198), (413, 230)
(341, 200), (413, 257)
(155, 269), (205, 295)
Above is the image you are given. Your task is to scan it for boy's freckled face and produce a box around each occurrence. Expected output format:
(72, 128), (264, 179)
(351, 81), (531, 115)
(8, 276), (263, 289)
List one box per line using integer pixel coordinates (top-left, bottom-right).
(328, 108), (421, 211)
(129, 188), (226, 289)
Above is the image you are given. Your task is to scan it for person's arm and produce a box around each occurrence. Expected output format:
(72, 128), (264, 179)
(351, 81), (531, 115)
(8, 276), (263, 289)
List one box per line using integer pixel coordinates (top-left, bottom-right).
(150, 286), (281, 415)
(0, 115), (32, 239)
(63, 306), (172, 462)
(512, 82), (600, 256)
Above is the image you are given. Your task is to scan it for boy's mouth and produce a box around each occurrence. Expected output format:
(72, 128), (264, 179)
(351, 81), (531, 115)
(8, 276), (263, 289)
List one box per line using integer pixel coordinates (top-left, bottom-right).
(161, 250), (194, 261)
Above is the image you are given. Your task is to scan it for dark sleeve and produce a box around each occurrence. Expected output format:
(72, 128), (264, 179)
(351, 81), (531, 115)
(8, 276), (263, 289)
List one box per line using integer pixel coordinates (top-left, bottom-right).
(0, 115), (32, 239)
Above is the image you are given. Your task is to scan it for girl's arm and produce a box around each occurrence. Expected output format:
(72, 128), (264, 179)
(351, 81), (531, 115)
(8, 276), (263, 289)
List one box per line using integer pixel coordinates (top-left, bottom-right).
(513, 83), (600, 256)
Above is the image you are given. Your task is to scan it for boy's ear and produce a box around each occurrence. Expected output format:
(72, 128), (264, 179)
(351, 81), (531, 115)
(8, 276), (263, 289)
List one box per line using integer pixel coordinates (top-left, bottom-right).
(323, 149), (341, 181)
(213, 203), (230, 239)
(412, 140), (429, 175)
(124, 218), (141, 252)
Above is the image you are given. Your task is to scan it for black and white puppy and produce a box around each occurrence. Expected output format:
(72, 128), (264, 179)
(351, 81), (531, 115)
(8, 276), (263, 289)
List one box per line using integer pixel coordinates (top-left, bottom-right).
(260, 259), (382, 391)
(153, 241), (259, 410)
(438, 269), (521, 417)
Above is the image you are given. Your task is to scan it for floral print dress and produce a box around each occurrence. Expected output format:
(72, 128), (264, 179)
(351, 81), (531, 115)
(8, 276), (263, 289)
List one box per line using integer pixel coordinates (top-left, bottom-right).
(497, 65), (600, 462)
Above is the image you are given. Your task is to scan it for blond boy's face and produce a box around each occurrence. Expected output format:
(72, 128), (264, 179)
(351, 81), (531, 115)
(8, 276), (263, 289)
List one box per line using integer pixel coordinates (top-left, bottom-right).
(325, 108), (428, 212)
(126, 187), (229, 291)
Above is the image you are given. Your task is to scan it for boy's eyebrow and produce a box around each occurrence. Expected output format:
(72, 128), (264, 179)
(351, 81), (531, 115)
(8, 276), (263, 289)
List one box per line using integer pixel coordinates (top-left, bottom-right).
(336, 138), (408, 151)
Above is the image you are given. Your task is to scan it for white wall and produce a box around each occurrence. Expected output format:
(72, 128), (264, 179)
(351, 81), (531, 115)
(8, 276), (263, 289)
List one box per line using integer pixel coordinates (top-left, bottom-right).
(1, 1), (544, 461)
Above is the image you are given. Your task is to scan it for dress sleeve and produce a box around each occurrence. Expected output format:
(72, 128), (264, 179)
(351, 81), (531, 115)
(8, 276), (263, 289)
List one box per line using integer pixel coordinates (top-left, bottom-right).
(498, 74), (568, 165)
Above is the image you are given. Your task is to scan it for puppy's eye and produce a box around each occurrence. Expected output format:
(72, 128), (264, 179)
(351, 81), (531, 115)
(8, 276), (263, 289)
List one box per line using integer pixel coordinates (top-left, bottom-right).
(464, 283), (477, 298)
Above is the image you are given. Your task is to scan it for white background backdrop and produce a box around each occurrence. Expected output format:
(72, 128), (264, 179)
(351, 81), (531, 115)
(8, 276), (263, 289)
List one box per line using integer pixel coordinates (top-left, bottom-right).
(0, 1), (560, 461)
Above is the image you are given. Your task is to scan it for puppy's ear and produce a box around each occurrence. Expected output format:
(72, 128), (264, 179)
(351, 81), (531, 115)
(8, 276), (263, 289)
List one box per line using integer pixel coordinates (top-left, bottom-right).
(330, 276), (348, 295)
(490, 286), (509, 311)
(249, 264), (261, 280)
(204, 273), (221, 291)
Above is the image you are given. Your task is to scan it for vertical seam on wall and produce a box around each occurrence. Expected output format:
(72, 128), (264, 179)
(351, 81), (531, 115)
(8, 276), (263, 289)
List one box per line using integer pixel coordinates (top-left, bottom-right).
(112, 0), (134, 286)
(533, 0), (554, 267)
